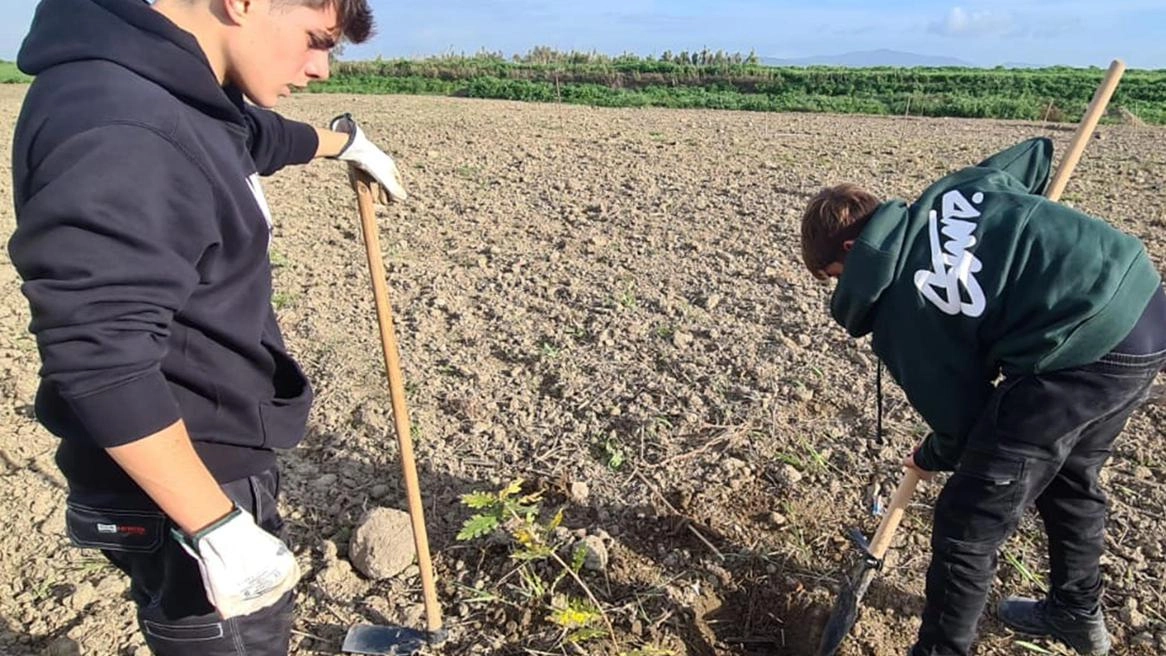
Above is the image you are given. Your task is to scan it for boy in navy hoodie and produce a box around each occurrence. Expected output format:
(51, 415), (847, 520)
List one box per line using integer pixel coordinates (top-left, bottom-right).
(9, 0), (406, 653)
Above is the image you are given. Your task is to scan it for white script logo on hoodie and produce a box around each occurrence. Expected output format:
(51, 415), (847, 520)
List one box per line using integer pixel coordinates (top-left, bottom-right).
(914, 189), (986, 318)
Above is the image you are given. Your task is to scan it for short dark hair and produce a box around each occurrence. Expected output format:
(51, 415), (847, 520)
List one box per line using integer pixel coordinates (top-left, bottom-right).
(800, 184), (880, 279)
(279, 0), (374, 43)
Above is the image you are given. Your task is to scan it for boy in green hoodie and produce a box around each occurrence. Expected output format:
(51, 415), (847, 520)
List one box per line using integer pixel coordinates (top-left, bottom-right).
(801, 138), (1166, 656)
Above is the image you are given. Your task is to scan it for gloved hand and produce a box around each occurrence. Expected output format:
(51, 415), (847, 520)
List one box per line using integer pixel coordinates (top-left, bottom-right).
(173, 506), (300, 619)
(329, 113), (408, 204)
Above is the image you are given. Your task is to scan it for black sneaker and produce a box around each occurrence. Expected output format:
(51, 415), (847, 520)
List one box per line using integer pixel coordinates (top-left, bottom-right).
(997, 597), (1111, 655)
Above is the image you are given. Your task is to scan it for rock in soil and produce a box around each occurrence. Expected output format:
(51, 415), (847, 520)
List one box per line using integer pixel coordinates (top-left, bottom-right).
(349, 507), (416, 580)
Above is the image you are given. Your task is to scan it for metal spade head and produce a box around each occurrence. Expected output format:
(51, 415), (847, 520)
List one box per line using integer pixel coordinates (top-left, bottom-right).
(341, 625), (430, 656)
(817, 528), (883, 656)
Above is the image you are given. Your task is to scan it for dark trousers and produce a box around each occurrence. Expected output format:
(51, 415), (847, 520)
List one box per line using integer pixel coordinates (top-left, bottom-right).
(67, 469), (294, 655)
(911, 348), (1166, 656)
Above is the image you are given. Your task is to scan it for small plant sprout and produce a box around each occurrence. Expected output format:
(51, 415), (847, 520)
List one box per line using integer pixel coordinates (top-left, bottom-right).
(456, 479), (620, 652)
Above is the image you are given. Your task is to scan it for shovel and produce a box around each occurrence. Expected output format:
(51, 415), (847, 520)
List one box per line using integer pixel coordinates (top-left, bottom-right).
(816, 59), (1127, 655)
(817, 469), (920, 655)
(340, 166), (447, 654)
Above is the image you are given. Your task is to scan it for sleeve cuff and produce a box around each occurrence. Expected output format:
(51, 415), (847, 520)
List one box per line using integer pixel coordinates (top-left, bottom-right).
(65, 370), (182, 447)
(915, 434), (959, 472)
(285, 120), (319, 166)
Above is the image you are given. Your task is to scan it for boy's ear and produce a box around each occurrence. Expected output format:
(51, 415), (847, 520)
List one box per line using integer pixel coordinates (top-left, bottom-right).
(222, 0), (254, 25)
(842, 239), (856, 253)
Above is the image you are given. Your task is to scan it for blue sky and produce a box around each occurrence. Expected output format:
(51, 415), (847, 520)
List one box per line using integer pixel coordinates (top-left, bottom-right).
(2, 0), (1164, 68)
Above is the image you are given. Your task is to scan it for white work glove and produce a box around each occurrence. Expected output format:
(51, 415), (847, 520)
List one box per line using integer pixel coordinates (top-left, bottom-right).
(330, 113), (408, 203)
(173, 506), (301, 619)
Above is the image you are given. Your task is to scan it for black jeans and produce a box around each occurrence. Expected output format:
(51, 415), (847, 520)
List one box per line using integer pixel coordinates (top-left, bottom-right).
(911, 348), (1166, 656)
(66, 469), (294, 655)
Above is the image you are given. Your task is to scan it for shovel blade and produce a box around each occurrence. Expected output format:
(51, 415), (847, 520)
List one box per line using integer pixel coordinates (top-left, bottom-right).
(341, 625), (428, 655)
(817, 560), (878, 656)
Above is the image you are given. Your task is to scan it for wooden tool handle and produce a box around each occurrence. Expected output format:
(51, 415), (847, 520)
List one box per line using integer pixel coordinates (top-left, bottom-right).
(351, 167), (444, 633)
(868, 468), (921, 560)
(1045, 59), (1126, 202)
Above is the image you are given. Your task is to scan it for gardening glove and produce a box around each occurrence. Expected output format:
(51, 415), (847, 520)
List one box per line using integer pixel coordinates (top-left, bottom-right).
(329, 113), (408, 204)
(173, 506), (300, 619)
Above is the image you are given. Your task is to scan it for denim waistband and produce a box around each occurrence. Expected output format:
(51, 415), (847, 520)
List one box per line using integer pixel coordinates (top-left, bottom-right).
(1097, 347), (1166, 368)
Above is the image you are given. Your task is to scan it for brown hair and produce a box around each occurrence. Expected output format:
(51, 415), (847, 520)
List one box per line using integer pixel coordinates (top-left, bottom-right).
(277, 0), (374, 43)
(800, 184), (880, 279)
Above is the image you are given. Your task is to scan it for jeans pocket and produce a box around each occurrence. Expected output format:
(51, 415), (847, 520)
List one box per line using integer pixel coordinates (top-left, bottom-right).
(958, 449), (1026, 487)
(250, 470), (284, 534)
(943, 450), (1029, 541)
(65, 502), (166, 553)
(220, 470), (285, 538)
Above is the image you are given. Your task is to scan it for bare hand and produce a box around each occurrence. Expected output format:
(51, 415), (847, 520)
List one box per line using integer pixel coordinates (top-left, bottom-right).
(903, 449), (937, 482)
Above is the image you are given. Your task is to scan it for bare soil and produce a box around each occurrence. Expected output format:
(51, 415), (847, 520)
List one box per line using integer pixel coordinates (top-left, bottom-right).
(2, 84), (1164, 656)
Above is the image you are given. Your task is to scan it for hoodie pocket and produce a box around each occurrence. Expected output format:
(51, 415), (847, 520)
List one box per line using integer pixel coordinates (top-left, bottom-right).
(65, 502), (166, 553)
(257, 347), (313, 449)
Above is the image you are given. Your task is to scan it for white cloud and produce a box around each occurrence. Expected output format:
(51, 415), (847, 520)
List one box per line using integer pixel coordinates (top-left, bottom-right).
(929, 6), (1013, 37)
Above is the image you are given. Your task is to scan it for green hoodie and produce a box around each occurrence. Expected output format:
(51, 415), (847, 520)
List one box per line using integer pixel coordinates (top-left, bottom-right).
(831, 137), (1161, 471)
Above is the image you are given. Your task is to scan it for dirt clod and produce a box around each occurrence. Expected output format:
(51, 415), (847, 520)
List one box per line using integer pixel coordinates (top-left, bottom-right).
(349, 507), (415, 580)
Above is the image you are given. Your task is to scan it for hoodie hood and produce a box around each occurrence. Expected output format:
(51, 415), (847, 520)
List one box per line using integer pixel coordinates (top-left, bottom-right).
(18, 0), (244, 124)
(829, 200), (910, 338)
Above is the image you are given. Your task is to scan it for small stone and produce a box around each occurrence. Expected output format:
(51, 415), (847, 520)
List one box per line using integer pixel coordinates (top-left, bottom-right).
(779, 464), (804, 486)
(44, 638), (80, 656)
(370, 484), (392, 499)
(400, 603), (425, 628)
(704, 293), (722, 310)
(314, 473), (338, 490)
(769, 512), (787, 526)
(1132, 632), (1154, 647)
(349, 507), (417, 580)
(1123, 598), (1149, 629)
(569, 481), (590, 503)
(95, 574), (123, 596)
(578, 535), (609, 572)
(720, 457), (747, 473)
(134, 647), (151, 656)
(320, 539), (340, 563)
(68, 582), (96, 611)
(672, 331), (695, 349)
(319, 558), (356, 591)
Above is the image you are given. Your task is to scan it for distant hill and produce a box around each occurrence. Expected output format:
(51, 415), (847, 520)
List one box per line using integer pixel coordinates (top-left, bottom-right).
(761, 49), (973, 68)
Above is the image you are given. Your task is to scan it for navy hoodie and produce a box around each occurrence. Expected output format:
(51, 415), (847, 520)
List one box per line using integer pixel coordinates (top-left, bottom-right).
(9, 0), (321, 491)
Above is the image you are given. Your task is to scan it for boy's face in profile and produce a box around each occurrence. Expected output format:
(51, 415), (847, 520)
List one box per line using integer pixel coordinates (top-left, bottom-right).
(226, 0), (339, 108)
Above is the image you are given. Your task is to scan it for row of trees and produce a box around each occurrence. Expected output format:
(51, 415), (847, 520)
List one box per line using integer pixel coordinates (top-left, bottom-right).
(415, 46), (762, 67)
(317, 49), (1165, 124)
(332, 60), (1165, 102)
